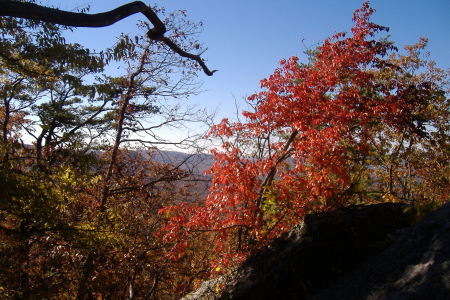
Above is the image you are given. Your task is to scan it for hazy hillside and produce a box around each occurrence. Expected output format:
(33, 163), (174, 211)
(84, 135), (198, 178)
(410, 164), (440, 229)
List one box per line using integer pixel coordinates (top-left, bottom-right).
(145, 150), (215, 176)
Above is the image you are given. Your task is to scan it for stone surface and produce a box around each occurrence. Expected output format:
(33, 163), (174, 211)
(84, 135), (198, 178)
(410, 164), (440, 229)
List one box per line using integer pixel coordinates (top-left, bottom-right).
(183, 203), (418, 300)
(313, 202), (450, 300)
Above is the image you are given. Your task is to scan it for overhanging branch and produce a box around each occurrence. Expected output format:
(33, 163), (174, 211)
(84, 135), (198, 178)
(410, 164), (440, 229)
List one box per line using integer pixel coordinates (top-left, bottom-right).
(0, 0), (216, 76)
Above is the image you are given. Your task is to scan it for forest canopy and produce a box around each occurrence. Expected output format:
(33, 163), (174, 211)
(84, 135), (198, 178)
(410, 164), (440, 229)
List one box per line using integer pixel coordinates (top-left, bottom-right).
(0, 1), (214, 298)
(0, 1), (448, 299)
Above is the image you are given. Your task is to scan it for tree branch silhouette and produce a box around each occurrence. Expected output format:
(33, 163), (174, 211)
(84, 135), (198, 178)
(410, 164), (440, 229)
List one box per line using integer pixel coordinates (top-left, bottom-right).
(0, 0), (216, 75)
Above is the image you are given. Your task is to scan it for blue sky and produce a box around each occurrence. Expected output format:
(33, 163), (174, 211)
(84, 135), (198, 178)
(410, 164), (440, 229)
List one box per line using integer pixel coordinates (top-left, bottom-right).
(46, 0), (449, 136)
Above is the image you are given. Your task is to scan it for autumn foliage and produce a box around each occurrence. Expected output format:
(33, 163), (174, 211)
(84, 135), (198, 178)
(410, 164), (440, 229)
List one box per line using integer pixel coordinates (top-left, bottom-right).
(0, 6), (211, 299)
(0, 1), (448, 299)
(159, 2), (448, 272)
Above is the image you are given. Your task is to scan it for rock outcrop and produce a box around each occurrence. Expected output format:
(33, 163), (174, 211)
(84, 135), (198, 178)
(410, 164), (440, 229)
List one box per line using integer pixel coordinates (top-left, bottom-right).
(313, 202), (450, 300)
(183, 202), (421, 299)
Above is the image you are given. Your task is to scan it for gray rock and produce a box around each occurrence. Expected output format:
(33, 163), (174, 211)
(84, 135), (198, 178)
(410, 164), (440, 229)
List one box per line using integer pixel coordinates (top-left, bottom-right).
(183, 203), (418, 300)
(313, 202), (450, 300)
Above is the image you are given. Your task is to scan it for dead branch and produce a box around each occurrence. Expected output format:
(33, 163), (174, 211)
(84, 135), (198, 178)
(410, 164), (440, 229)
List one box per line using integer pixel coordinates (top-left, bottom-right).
(0, 0), (216, 75)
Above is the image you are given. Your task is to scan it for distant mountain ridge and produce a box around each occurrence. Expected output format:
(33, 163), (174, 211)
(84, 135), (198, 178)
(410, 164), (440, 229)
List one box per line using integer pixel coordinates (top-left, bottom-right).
(136, 150), (215, 176)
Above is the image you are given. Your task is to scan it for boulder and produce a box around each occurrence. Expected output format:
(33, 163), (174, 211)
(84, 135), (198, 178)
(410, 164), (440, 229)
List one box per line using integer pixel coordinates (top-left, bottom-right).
(183, 202), (418, 300)
(313, 202), (450, 300)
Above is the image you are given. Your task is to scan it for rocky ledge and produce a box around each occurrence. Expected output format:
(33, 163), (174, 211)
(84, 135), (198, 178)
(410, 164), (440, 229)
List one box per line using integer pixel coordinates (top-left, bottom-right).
(184, 202), (449, 299)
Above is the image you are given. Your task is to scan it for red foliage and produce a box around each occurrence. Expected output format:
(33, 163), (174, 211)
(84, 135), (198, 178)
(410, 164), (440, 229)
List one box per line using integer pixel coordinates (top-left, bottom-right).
(159, 2), (430, 271)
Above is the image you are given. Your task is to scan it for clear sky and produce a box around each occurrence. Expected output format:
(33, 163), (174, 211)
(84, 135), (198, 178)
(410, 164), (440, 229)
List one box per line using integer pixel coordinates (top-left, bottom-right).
(43, 0), (449, 138)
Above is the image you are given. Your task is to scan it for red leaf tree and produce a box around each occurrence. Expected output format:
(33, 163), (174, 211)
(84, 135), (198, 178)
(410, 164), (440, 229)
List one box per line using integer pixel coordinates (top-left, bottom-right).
(159, 2), (437, 271)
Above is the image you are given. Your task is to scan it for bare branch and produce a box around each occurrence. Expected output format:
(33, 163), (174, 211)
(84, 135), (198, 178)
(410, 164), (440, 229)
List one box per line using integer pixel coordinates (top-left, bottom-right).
(0, 0), (216, 76)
